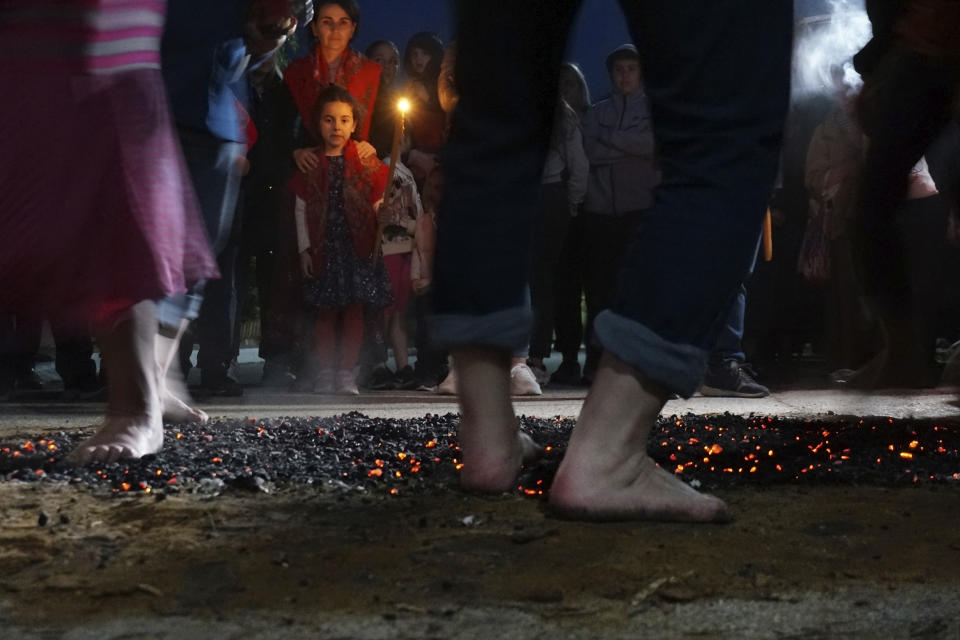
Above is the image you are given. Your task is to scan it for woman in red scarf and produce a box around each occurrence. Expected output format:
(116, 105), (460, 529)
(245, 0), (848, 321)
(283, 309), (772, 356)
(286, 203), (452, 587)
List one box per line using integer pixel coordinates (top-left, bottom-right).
(284, 0), (382, 172)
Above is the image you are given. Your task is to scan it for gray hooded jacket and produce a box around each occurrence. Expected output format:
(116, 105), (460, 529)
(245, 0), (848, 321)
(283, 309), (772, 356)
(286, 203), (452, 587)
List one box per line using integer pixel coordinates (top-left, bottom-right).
(582, 89), (659, 215)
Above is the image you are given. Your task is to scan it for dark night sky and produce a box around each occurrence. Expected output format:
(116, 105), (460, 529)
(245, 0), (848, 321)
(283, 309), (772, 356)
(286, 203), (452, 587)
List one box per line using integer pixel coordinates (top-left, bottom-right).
(343, 0), (862, 100)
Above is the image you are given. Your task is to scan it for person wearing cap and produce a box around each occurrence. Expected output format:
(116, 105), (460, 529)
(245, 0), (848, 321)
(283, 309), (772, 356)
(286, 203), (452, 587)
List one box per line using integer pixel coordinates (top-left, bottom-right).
(580, 44), (659, 384)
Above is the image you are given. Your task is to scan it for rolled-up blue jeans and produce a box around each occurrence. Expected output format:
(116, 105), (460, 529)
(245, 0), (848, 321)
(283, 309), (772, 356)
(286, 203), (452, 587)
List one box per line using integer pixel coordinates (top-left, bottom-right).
(429, 0), (792, 398)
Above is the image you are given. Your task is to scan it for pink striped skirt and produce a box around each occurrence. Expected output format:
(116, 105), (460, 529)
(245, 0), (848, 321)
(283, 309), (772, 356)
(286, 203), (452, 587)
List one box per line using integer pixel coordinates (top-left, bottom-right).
(0, 69), (218, 322)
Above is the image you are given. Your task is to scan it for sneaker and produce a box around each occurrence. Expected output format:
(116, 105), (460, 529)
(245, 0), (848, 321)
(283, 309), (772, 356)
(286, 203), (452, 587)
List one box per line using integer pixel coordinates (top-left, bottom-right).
(549, 359), (581, 386)
(437, 369), (457, 395)
(700, 360), (770, 398)
(15, 369), (44, 391)
(261, 360), (295, 388)
(413, 376), (440, 392)
(526, 359), (550, 385)
(62, 372), (106, 401)
(335, 370), (359, 395)
(394, 365), (417, 390)
(365, 365), (396, 391)
(313, 369), (335, 394)
(200, 370), (243, 397)
(510, 363), (542, 396)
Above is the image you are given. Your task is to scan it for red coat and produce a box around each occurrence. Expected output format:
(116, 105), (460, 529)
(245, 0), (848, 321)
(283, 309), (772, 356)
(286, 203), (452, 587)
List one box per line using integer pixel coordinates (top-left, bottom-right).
(284, 46), (381, 142)
(288, 140), (389, 274)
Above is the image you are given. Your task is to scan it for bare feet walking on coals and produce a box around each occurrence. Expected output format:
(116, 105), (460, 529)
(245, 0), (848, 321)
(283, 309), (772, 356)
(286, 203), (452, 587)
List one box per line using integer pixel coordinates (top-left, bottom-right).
(549, 354), (731, 523)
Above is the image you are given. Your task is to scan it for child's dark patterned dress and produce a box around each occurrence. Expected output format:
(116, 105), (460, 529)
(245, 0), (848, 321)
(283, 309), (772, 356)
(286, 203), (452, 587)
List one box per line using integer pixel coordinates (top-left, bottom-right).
(302, 156), (393, 309)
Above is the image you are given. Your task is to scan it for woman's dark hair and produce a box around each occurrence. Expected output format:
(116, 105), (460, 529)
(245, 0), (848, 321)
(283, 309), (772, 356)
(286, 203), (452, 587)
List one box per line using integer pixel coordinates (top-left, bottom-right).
(312, 84), (364, 139)
(403, 32), (444, 108)
(311, 0), (361, 36)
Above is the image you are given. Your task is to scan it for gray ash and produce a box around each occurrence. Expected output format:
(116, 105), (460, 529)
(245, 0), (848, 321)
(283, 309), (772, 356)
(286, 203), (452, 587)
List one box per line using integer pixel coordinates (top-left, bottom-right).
(1, 412), (958, 497)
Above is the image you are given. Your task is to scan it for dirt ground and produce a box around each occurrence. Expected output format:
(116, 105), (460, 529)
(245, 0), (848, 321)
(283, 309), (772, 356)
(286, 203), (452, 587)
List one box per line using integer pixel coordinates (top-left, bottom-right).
(2, 480), (960, 639)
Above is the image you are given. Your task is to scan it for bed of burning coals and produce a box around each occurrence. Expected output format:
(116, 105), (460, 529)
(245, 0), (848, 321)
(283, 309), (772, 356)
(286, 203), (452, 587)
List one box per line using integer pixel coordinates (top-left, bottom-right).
(1, 413), (959, 498)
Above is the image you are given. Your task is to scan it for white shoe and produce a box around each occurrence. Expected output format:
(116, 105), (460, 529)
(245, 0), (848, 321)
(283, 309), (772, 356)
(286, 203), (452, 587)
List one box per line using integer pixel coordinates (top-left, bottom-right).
(335, 370), (359, 395)
(526, 359), (550, 385)
(510, 363), (542, 396)
(313, 369), (335, 394)
(437, 369), (457, 395)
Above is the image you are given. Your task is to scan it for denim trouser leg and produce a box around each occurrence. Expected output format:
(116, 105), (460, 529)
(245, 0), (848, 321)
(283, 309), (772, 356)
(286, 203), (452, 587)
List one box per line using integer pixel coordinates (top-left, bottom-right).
(157, 129), (243, 345)
(429, 0), (582, 353)
(593, 1), (792, 398)
(430, 1), (791, 399)
(709, 235), (762, 366)
(709, 284), (747, 366)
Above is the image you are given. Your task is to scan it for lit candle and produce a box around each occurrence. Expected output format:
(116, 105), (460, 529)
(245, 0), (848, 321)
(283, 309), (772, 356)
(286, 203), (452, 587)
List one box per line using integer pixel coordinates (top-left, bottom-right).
(384, 97), (411, 200)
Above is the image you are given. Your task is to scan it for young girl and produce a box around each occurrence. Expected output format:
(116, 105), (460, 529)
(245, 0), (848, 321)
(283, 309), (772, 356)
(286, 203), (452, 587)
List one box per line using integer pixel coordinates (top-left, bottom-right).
(290, 86), (392, 394)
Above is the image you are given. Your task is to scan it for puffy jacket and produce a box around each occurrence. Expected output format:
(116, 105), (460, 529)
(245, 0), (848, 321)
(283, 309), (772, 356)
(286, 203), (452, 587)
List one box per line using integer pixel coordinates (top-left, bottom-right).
(582, 89), (659, 215)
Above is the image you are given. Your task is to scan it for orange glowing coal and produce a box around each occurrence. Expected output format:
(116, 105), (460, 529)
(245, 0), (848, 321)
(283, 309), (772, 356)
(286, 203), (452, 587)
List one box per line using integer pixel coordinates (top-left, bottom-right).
(367, 468), (383, 478)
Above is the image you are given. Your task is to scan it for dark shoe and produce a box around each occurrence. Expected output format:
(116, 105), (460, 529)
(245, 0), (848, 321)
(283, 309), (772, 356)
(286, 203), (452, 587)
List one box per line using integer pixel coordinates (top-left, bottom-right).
(394, 365), (417, 390)
(200, 370), (243, 397)
(15, 369), (44, 391)
(700, 360), (770, 398)
(62, 372), (106, 401)
(261, 360), (295, 388)
(413, 375), (440, 391)
(365, 365), (396, 391)
(549, 360), (582, 386)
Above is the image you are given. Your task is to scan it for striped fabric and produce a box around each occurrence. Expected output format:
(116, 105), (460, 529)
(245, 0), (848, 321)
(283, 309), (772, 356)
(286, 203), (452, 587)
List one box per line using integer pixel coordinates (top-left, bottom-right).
(0, 0), (166, 74)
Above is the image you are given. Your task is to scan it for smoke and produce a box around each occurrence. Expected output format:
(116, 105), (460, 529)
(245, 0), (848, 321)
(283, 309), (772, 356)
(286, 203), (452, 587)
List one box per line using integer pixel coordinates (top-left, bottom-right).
(793, 0), (872, 98)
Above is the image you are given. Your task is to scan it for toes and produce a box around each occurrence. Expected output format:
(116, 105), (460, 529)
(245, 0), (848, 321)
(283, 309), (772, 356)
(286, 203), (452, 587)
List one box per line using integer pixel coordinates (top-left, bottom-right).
(517, 431), (543, 462)
(66, 447), (94, 466)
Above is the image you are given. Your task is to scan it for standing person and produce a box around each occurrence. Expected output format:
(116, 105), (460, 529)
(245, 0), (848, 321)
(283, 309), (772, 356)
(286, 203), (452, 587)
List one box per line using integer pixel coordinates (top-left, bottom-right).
(366, 40), (402, 159)
(160, 0), (297, 400)
(292, 86), (392, 394)
(0, 314), (101, 398)
(402, 32), (447, 188)
(409, 167), (446, 390)
(848, 0), (960, 388)
(580, 44), (659, 384)
(276, 0), (382, 389)
(284, 0), (382, 164)
(430, 0), (791, 521)
(241, 54), (298, 387)
(551, 63), (593, 387)
(0, 0), (219, 463)
(526, 62), (590, 386)
(366, 161), (424, 390)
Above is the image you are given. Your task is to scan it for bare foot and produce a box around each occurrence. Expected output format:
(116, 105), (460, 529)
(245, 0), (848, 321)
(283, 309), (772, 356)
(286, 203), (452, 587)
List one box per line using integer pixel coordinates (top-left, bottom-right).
(68, 412), (164, 465)
(453, 348), (543, 493)
(549, 451), (730, 523)
(547, 352), (730, 523)
(161, 389), (209, 423)
(460, 428), (542, 493)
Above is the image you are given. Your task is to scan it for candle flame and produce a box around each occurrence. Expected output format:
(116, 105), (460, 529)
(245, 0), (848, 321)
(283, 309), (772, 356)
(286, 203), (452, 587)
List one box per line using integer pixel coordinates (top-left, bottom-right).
(397, 97), (411, 113)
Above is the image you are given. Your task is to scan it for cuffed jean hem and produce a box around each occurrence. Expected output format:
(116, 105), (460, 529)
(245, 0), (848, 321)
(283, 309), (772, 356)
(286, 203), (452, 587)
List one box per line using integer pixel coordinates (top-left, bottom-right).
(157, 286), (205, 332)
(427, 305), (532, 355)
(593, 309), (708, 399)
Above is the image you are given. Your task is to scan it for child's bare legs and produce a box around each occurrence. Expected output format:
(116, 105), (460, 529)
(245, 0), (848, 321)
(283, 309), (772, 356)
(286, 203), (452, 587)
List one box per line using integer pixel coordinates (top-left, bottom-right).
(453, 347), (542, 492)
(548, 352), (730, 523)
(335, 305), (364, 394)
(386, 311), (408, 370)
(70, 301), (163, 464)
(313, 310), (338, 392)
(157, 319), (208, 423)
